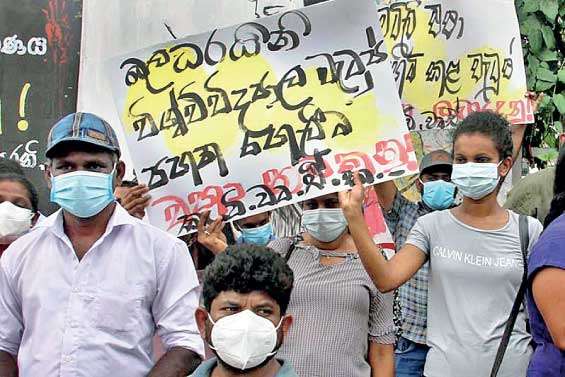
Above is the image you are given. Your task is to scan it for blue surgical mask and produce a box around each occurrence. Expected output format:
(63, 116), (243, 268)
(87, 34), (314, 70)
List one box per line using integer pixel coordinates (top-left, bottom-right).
(451, 162), (501, 200)
(421, 180), (456, 210)
(302, 208), (348, 243)
(240, 222), (274, 246)
(50, 169), (115, 218)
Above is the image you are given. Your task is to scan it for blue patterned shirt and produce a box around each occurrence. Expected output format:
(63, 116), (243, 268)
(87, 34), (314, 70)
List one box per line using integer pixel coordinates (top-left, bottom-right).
(384, 192), (432, 345)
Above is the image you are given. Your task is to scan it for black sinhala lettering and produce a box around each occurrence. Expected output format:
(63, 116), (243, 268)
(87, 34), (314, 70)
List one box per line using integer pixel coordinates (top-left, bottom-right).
(142, 156), (169, 190)
(129, 97), (159, 141)
(267, 10), (312, 52)
(425, 59), (461, 97)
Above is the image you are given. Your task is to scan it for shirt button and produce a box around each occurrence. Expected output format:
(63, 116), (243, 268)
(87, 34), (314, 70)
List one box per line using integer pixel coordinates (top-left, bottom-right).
(72, 287), (80, 293)
(63, 355), (73, 363)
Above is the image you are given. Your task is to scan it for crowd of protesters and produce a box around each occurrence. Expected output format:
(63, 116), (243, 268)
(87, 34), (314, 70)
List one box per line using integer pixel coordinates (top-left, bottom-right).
(0, 109), (563, 377)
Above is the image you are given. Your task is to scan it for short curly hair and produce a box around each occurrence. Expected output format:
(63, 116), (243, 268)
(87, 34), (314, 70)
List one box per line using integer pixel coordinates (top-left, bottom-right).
(452, 111), (513, 160)
(202, 244), (294, 314)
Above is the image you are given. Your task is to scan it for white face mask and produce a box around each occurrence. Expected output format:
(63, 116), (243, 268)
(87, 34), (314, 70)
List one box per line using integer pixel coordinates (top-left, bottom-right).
(451, 162), (501, 200)
(0, 201), (33, 238)
(209, 310), (282, 371)
(301, 208), (348, 243)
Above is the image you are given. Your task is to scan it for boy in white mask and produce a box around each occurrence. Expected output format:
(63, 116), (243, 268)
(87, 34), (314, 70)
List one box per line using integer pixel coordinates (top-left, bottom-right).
(0, 173), (40, 256)
(197, 195), (396, 377)
(191, 244), (297, 377)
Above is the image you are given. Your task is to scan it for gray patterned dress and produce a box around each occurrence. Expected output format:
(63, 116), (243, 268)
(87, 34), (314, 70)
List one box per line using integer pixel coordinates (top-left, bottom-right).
(269, 238), (395, 377)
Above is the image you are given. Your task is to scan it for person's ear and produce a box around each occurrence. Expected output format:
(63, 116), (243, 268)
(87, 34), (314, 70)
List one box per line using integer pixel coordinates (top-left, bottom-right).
(281, 314), (293, 337)
(115, 161), (126, 186)
(499, 157), (513, 178)
(195, 307), (210, 339)
(415, 178), (424, 193)
(44, 164), (53, 190)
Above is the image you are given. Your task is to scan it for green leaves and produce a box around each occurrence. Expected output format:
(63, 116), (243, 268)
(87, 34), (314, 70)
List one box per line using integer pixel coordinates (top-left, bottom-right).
(533, 148), (559, 162)
(522, 0), (539, 12)
(529, 29), (544, 52)
(539, 49), (559, 61)
(516, 0), (563, 168)
(558, 69), (565, 83)
(539, 0), (559, 22)
(541, 25), (556, 48)
(554, 93), (565, 114)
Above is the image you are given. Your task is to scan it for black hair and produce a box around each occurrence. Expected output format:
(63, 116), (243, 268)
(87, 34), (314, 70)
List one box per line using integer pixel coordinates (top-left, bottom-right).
(202, 244), (294, 314)
(0, 158), (25, 176)
(452, 111), (513, 160)
(544, 147), (565, 228)
(0, 173), (39, 213)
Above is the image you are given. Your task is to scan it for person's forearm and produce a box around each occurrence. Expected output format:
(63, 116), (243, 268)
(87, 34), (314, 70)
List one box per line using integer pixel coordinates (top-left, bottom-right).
(148, 347), (201, 377)
(0, 351), (18, 377)
(346, 211), (395, 292)
(370, 344), (395, 377)
(511, 124), (526, 166)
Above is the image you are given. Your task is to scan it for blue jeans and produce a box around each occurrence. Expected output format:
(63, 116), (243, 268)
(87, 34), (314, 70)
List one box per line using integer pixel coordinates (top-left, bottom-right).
(395, 337), (429, 377)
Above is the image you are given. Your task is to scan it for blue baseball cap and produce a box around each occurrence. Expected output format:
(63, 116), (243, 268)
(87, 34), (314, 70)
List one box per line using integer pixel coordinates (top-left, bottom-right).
(46, 112), (121, 158)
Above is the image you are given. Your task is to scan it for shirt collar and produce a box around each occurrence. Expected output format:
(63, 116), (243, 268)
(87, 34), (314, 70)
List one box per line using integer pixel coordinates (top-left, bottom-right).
(189, 358), (297, 377)
(36, 203), (137, 240)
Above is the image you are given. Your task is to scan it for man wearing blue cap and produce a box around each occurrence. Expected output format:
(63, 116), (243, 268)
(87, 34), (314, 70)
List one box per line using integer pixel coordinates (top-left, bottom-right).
(0, 113), (204, 377)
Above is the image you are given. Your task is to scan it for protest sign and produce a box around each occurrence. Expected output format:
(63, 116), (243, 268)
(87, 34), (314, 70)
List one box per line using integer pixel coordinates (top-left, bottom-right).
(0, 0), (82, 214)
(78, 0), (298, 179)
(107, 0), (417, 236)
(377, 0), (533, 130)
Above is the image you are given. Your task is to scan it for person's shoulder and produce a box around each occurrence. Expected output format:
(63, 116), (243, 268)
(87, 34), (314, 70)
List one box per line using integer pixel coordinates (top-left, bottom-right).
(268, 236), (296, 256)
(507, 167), (555, 198)
(186, 358), (216, 377)
(544, 213), (565, 235)
(277, 359), (299, 377)
(516, 167), (555, 186)
(508, 210), (543, 235)
(1, 225), (50, 269)
(528, 214), (565, 277)
(534, 214), (565, 248)
(395, 192), (417, 211)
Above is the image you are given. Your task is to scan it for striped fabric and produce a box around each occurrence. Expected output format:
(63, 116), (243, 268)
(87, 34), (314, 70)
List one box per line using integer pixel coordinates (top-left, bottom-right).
(269, 239), (395, 377)
(383, 192), (432, 345)
(271, 205), (302, 238)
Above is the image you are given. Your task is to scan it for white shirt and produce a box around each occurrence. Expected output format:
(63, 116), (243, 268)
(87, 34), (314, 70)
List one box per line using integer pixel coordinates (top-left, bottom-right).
(0, 204), (205, 377)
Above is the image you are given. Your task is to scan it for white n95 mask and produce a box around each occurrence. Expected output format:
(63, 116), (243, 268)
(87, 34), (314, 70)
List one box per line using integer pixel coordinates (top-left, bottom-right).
(209, 309), (282, 371)
(0, 201), (33, 238)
